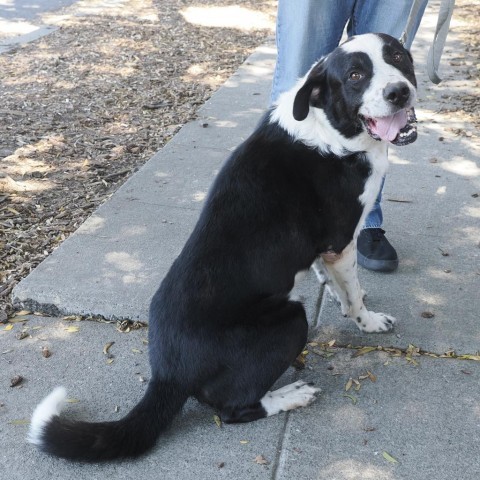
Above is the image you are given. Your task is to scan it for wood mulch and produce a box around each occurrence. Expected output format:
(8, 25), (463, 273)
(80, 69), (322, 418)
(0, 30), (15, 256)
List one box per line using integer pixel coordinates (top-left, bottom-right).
(0, 0), (276, 319)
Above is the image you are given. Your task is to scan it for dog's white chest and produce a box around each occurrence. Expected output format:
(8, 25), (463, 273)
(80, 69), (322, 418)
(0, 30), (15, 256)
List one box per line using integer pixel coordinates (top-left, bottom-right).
(356, 145), (389, 235)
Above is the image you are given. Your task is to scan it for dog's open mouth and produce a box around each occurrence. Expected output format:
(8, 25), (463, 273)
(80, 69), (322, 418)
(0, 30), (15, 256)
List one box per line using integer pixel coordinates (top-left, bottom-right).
(361, 108), (417, 146)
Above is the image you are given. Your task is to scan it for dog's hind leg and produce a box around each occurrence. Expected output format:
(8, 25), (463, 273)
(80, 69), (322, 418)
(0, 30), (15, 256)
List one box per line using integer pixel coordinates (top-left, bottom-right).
(197, 300), (320, 423)
(321, 241), (396, 333)
(259, 380), (320, 418)
(220, 379), (320, 423)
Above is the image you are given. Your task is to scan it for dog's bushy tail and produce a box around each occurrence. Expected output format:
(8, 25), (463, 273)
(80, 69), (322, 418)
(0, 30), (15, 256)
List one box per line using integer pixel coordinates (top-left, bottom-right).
(28, 379), (188, 462)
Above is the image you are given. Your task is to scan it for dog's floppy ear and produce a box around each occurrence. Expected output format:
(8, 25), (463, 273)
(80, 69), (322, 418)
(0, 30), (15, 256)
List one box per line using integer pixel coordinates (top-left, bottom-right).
(292, 61), (326, 121)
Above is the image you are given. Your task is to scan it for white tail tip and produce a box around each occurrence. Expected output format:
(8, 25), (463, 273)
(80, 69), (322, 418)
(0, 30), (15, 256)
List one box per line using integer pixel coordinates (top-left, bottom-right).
(28, 387), (67, 445)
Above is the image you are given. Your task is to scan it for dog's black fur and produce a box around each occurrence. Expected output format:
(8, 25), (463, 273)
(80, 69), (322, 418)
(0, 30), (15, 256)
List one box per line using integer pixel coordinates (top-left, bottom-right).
(29, 33), (417, 461)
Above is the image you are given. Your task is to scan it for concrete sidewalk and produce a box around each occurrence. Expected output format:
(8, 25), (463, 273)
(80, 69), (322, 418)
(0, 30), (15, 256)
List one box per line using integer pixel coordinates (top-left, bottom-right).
(3, 2), (480, 479)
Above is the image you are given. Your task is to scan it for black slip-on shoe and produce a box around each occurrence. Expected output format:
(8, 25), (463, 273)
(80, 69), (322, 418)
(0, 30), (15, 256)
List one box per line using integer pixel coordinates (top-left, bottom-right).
(357, 228), (399, 272)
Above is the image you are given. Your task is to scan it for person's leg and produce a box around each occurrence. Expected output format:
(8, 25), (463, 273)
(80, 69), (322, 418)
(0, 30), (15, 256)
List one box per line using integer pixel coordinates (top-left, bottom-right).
(271, 0), (354, 103)
(349, 0), (428, 47)
(364, 176), (384, 230)
(350, 0), (428, 272)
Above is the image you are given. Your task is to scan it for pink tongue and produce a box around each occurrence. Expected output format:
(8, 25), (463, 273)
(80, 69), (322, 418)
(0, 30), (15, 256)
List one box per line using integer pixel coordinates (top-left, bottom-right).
(372, 110), (408, 142)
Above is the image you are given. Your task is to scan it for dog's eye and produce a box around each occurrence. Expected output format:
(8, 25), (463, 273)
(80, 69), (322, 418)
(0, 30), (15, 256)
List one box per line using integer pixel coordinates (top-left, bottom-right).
(349, 72), (363, 81)
(393, 52), (403, 63)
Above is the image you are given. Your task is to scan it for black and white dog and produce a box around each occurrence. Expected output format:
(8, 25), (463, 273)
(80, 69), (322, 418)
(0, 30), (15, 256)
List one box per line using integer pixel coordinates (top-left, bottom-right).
(28, 33), (417, 461)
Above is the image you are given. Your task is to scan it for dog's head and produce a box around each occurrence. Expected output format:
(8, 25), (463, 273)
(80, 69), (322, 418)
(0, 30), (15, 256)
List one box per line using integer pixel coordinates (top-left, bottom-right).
(292, 33), (417, 146)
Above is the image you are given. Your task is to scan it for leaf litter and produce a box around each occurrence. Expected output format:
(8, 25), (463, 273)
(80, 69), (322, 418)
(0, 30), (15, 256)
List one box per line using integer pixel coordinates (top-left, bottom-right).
(254, 455), (269, 465)
(41, 346), (52, 358)
(213, 415), (222, 428)
(103, 341), (115, 358)
(10, 375), (23, 387)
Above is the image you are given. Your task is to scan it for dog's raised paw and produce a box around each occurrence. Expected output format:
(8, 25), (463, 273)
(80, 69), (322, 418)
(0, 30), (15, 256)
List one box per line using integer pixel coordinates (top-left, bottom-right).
(357, 311), (396, 333)
(261, 381), (321, 416)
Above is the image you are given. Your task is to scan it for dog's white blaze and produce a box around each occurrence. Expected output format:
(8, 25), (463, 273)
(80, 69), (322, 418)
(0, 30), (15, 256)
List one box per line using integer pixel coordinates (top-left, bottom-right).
(28, 387), (67, 445)
(341, 34), (417, 118)
(357, 144), (389, 237)
(260, 381), (320, 416)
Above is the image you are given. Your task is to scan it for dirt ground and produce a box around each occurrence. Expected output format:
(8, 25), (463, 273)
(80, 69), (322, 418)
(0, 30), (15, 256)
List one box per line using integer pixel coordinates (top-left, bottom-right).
(0, 0), (478, 320)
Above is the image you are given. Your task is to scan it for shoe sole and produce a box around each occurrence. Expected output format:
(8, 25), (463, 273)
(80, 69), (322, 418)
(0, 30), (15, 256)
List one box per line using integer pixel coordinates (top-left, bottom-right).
(357, 251), (399, 272)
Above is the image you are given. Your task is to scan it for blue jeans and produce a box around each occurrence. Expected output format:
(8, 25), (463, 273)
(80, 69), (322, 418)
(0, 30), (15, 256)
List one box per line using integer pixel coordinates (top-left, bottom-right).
(271, 0), (427, 229)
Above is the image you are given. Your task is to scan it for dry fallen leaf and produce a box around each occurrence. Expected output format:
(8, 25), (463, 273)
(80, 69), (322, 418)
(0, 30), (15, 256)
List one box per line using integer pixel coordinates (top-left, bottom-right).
(254, 455), (269, 465)
(342, 394), (358, 405)
(293, 353), (306, 370)
(16, 331), (29, 340)
(9, 419), (30, 426)
(366, 371), (377, 382)
(10, 375), (23, 387)
(421, 311), (435, 318)
(386, 197), (413, 203)
(64, 326), (80, 333)
(352, 346), (377, 357)
(8, 318), (29, 324)
(66, 398), (80, 403)
(457, 354), (480, 361)
(213, 415), (222, 428)
(406, 357), (419, 366)
(382, 451), (399, 464)
(345, 378), (353, 392)
(4, 324), (13, 331)
(42, 346), (51, 358)
(103, 341), (115, 358)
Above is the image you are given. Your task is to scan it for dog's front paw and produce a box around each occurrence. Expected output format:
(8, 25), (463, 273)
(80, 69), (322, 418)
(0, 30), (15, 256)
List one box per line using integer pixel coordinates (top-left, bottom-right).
(356, 311), (396, 333)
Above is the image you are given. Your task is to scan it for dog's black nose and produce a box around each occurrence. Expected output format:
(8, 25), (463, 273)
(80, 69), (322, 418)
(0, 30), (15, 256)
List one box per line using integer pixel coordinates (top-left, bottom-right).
(383, 82), (410, 107)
